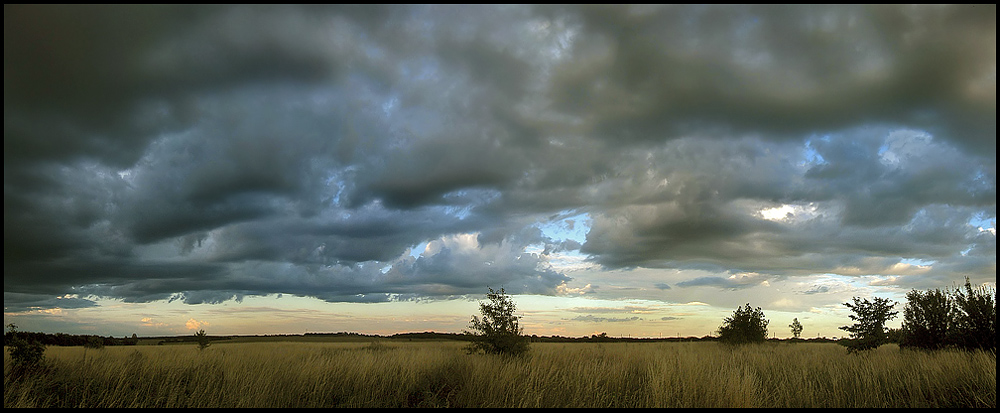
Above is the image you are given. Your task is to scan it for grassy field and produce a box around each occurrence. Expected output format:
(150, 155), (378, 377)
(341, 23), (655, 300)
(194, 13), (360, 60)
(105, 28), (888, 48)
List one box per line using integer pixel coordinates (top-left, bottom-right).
(4, 340), (995, 408)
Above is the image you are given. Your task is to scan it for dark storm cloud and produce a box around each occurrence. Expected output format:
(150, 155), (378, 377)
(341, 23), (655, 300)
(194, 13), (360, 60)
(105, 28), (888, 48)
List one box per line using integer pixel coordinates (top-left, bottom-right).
(4, 5), (366, 168)
(4, 5), (994, 311)
(542, 4), (995, 153)
(3, 293), (98, 312)
(805, 129), (994, 227)
(65, 231), (570, 308)
(579, 129), (994, 281)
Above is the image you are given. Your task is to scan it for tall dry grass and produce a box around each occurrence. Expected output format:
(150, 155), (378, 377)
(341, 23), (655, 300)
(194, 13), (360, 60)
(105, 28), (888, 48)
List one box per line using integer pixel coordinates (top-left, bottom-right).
(4, 341), (995, 408)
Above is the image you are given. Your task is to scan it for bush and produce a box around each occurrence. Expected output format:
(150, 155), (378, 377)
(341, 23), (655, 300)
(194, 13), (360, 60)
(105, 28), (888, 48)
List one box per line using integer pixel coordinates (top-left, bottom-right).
(899, 288), (954, 350)
(464, 287), (529, 356)
(951, 278), (996, 352)
(839, 297), (897, 353)
(899, 278), (996, 352)
(717, 303), (769, 345)
(5, 323), (46, 372)
(195, 329), (211, 351)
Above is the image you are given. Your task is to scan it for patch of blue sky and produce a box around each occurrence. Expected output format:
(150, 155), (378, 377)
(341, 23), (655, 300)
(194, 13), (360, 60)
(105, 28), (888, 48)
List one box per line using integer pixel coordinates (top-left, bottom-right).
(536, 209), (591, 245)
(969, 210), (996, 231)
(523, 210), (592, 272)
(877, 140), (892, 163)
(801, 136), (827, 166)
(324, 166), (359, 207)
(409, 241), (429, 259)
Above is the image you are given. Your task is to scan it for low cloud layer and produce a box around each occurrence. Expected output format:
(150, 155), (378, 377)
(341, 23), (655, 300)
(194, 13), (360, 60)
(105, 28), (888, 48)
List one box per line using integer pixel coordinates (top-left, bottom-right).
(5, 5), (994, 313)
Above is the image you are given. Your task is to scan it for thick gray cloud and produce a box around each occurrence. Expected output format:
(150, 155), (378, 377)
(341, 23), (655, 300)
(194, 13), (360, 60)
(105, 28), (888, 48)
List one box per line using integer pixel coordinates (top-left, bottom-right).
(580, 128), (994, 276)
(541, 5), (996, 152)
(4, 5), (994, 313)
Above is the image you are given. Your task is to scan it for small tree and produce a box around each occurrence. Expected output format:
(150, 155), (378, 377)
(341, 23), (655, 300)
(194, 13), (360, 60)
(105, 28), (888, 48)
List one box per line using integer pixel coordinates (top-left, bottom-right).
(195, 329), (211, 351)
(789, 318), (803, 339)
(839, 296), (897, 353)
(717, 303), (769, 345)
(465, 287), (529, 356)
(5, 323), (46, 372)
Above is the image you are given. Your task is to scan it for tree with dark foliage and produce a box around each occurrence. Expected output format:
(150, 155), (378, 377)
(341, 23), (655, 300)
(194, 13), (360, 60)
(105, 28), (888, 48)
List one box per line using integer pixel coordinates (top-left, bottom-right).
(195, 329), (211, 351)
(717, 303), (769, 344)
(899, 278), (996, 352)
(839, 297), (897, 353)
(951, 278), (996, 352)
(900, 288), (954, 350)
(465, 287), (529, 356)
(789, 318), (803, 339)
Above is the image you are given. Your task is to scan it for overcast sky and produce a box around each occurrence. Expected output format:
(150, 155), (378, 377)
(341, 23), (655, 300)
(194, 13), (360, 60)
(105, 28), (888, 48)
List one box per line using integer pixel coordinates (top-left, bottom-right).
(4, 4), (995, 338)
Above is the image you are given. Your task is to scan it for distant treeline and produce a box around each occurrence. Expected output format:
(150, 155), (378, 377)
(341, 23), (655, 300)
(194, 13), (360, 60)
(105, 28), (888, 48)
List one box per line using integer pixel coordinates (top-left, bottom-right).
(154, 335), (233, 345)
(5, 330), (847, 347)
(3, 331), (138, 347)
(320, 331), (842, 344)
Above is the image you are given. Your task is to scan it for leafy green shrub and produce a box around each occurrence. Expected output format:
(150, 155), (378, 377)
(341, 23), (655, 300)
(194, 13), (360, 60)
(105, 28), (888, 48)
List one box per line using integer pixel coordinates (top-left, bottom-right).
(464, 287), (529, 356)
(717, 303), (769, 345)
